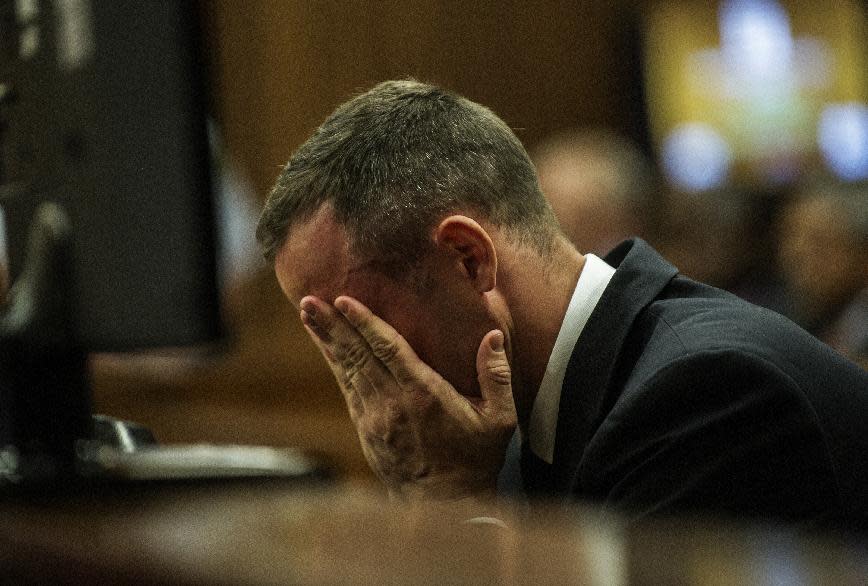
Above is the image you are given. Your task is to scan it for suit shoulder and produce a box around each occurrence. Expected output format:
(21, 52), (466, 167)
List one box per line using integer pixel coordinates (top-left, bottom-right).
(580, 350), (846, 523)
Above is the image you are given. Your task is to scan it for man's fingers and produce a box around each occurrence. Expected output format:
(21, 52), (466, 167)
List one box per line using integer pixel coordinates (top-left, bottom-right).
(300, 312), (335, 361)
(301, 317), (364, 418)
(476, 330), (514, 411)
(301, 296), (366, 369)
(300, 295), (391, 402)
(334, 296), (432, 388)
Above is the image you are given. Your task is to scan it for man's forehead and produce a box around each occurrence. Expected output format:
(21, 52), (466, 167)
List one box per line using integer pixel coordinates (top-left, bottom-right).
(274, 205), (352, 306)
(274, 205), (390, 308)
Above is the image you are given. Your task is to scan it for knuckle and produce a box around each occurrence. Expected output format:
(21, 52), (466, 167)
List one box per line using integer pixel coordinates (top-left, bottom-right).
(369, 332), (401, 364)
(391, 363), (417, 387)
(337, 370), (356, 393)
(419, 372), (442, 392)
(340, 342), (371, 382)
(486, 359), (512, 386)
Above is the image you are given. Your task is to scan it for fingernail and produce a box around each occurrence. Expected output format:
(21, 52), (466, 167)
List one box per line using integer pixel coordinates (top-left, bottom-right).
(300, 299), (317, 319)
(334, 298), (349, 315)
(490, 330), (504, 352)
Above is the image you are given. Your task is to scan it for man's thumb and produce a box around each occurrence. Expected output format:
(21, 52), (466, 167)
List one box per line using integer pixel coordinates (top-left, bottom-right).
(477, 330), (512, 404)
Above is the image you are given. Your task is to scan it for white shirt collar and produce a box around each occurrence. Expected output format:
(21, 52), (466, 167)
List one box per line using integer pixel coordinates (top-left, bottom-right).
(527, 253), (616, 464)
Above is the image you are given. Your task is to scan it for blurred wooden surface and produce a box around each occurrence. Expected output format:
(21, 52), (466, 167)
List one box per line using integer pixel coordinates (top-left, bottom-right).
(2, 483), (866, 585)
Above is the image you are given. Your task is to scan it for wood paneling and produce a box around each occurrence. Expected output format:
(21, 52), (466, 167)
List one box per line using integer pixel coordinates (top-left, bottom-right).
(206, 0), (645, 196)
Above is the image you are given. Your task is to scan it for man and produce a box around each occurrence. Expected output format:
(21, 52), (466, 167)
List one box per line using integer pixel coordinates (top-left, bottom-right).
(777, 182), (868, 365)
(257, 80), (868, 529)
(532, 128), (653, 256)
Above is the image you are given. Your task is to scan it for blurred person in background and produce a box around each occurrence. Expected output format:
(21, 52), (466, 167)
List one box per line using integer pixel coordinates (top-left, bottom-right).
(656, 188), (790, 316)
(777, 181), (868, 366)
(532, 129), (655, 256)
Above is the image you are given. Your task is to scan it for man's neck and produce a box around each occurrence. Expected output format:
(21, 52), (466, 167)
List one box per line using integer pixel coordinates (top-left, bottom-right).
(499, 236), (586, 431)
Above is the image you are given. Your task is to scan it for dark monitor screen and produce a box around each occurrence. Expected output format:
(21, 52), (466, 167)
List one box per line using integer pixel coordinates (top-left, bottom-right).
(0, 0), (221, 351)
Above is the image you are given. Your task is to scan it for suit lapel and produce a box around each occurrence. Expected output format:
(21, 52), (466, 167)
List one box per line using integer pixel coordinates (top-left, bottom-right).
(546, 239), (678, 495)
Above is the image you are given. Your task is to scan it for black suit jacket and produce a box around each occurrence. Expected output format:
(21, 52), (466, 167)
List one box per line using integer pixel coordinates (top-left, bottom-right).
(522, 239), (868, 530)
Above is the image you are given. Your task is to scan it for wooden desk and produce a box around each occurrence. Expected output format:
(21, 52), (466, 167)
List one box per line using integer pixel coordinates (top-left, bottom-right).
(1, 481), (866, 585)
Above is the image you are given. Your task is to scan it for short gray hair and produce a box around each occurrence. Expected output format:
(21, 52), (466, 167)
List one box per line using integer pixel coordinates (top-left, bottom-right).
(256, 80), (558, 276)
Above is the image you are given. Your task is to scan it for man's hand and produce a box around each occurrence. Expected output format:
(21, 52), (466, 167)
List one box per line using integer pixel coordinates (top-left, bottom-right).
(299, 295), (517, 504)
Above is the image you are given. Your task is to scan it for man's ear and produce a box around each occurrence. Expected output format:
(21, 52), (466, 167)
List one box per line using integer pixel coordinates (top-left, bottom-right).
(433, 215), (497, 293)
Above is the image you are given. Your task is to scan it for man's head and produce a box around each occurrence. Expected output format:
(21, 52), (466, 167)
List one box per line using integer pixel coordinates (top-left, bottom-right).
(257, 80), (564, 399)
(777, 182), (868, 325)
(532, 128), (653, 256)
(257, 80), (557, 277)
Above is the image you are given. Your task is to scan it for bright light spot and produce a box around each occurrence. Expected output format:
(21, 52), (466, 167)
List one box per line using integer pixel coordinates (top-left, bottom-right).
(818, 103), (868, 181)
(662, 123), (733, 192)
(719, 0), (794, 81)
